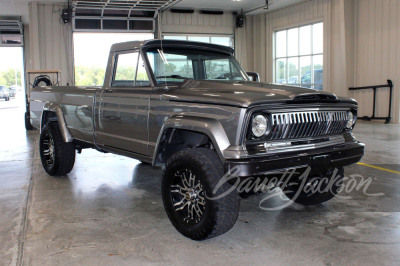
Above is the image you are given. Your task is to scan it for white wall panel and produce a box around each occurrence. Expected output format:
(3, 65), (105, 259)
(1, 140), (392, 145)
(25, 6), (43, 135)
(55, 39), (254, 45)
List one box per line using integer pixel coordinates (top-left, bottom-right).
(160, 10), (235, 35)
(26, 2), (73, 86)
(352, 0), (399, 122)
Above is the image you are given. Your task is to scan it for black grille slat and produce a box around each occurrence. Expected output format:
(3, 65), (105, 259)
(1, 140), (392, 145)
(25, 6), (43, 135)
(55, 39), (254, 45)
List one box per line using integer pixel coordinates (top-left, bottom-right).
(265, 111), (348, 140)
(293, 113), (302, 138)
(332, 112), (340, 134)
(300, 113), (308, 138)
(316, 112), (324, 136)
(304, 113), (313, 136)
(310, 112), (318, 137)
(333, 112), (341, 134)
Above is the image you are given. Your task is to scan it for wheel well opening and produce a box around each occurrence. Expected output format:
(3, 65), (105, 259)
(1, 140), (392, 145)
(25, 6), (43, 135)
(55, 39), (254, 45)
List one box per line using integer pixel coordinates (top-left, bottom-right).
(41, 111), (58, 129)
(154, 129), (215, 166)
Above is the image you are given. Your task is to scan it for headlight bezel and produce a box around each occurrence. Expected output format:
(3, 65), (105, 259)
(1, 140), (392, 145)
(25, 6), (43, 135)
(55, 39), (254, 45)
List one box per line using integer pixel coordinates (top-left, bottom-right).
(346, 109), (357, 129)
(249, 113), (271, 139)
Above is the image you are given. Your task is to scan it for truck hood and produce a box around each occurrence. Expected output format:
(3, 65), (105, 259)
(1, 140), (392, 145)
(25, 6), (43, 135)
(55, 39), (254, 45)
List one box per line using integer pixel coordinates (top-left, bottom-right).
(160, 80), (355, 107)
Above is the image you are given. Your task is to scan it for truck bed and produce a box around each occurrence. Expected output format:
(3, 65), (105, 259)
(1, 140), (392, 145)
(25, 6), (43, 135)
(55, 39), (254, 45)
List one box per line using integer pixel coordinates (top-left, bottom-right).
(30, 86), (99, 143)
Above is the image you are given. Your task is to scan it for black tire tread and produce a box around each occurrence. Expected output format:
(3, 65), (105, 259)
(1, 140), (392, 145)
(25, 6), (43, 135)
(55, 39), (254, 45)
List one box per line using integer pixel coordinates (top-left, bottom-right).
(163, 148), (240, 240)
(40, 122), (75, 176)
(25, 112), (34, 130)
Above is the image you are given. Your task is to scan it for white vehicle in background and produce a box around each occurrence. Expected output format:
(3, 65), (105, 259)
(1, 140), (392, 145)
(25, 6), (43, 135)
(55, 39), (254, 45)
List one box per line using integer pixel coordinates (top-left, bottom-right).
(7, 86), (19, 97)
(0, 86), (10, 101)
(288, 76), (298, 84)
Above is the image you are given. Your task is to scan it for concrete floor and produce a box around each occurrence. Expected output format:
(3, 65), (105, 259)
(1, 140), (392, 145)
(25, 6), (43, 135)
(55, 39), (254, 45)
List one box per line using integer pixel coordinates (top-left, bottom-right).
(1, 99), (400, 265)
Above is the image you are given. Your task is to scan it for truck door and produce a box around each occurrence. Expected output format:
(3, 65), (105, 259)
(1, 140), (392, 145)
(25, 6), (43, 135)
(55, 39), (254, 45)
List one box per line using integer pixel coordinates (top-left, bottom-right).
(94, 50), (151, 156)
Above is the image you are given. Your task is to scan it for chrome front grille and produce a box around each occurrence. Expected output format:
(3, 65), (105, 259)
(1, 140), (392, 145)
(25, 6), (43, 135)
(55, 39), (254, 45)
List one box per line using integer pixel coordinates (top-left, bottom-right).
(268, 111), (348, 140)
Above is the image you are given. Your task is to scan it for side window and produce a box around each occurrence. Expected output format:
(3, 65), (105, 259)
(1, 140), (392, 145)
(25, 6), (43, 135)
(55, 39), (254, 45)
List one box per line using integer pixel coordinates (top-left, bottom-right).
(112, 51), (139, 87)
(204, 58), (244, 80)
(205, 59), (230, 80)
(136, 54), (150, 87)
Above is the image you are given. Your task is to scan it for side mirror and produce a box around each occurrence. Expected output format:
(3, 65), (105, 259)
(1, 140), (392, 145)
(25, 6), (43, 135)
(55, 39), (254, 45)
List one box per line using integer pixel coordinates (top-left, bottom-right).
(247, 72), (260, 82)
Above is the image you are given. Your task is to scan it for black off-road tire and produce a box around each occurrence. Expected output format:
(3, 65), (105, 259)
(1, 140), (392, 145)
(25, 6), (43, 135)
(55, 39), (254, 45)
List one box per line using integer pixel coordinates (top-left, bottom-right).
(25, 112), (34, 130)
(283, 168), (344, 206)
(39, 122), (76, 176)
(162, 148), (240, 240)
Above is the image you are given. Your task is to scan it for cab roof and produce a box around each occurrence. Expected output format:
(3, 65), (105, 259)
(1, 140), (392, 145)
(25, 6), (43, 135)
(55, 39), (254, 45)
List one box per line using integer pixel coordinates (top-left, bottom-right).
(110, 39), (234, 55)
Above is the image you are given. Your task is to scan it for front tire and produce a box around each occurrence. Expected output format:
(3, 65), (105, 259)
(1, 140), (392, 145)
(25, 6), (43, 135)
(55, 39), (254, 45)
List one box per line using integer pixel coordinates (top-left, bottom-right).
(283, 168), (344, 205)
(162, 148), (240, 240)
(39, 122), (76, 176)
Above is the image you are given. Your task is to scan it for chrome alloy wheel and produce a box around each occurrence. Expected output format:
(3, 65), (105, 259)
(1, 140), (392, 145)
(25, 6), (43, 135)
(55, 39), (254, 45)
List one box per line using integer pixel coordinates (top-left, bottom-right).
(170, 169), (206, 224)
(42, 133), (55, 167)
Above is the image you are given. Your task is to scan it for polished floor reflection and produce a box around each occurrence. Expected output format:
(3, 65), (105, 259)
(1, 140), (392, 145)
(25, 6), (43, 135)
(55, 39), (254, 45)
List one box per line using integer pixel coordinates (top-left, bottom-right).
(1, 104), (400, 265)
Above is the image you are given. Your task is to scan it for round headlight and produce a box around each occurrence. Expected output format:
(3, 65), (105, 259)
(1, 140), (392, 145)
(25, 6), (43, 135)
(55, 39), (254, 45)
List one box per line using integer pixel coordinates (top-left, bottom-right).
(346, 111), (354, 128)
(252, 114), (268, 137)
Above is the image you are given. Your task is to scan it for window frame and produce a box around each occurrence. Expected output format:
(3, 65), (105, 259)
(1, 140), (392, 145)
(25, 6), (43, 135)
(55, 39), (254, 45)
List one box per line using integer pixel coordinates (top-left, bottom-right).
(273, 21), (323, 90)
(135, 51), (152, 87)
(111, 50), (152, 88)
(143, 48), (249, 85)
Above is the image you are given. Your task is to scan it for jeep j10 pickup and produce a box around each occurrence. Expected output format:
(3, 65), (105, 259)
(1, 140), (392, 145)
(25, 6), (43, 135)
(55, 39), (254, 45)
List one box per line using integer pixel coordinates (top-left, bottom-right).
(29, 40), (364, 240)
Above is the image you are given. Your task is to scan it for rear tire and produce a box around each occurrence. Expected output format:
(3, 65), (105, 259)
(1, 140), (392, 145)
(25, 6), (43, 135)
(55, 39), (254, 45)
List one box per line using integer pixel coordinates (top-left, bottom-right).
(162, 148), (240, 240)
(283, 168), (344, 205)
(25, 112), (34, 130)
(39, 122), (76, 176)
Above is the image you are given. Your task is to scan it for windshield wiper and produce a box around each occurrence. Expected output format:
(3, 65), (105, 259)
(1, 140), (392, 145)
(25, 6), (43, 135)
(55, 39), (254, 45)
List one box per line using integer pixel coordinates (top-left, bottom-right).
(156, 75), (191, 80)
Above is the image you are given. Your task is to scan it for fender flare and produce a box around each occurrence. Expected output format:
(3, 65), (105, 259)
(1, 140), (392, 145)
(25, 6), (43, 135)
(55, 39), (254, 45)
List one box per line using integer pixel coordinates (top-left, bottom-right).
(41, 103), (73, 143)
(152, 115), (230, 165)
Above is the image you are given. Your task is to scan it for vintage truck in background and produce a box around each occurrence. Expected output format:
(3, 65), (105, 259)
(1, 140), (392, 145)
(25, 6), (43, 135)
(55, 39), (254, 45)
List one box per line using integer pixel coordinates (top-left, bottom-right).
(29, 40), (364, 240)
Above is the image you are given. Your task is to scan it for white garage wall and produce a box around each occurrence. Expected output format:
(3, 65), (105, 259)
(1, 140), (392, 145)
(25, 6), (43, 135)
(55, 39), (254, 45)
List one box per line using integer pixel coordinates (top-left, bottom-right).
(26, 2), (74, 86)
(159, 10), (235, 36)
(237, 0), (399, 123)
(352, 0), (399, 123)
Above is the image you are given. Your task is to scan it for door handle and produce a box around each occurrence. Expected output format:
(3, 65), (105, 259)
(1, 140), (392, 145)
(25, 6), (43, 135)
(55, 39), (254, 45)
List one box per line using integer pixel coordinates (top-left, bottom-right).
(102, 89), (113, 93)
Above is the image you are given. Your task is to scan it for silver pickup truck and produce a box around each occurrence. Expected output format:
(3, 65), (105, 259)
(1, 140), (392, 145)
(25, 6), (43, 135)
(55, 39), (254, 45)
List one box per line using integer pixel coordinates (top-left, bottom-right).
(29, 40), (364, 240)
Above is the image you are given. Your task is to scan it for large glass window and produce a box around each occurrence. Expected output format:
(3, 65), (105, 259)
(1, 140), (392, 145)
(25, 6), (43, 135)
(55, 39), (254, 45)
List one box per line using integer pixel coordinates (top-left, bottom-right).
(274, 22), (323, 90)
(163, 35), (233, 48)
(73, 33), (153, 86)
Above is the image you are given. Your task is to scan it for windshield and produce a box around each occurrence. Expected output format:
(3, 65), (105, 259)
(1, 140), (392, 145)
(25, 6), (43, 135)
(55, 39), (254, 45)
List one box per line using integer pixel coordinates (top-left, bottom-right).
(145, 48), (249, 85)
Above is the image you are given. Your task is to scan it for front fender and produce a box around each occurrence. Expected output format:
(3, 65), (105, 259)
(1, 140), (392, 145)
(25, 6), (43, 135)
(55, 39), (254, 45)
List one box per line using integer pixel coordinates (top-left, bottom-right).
(41, 103), (73, 143)
(152, 115), (231, 165)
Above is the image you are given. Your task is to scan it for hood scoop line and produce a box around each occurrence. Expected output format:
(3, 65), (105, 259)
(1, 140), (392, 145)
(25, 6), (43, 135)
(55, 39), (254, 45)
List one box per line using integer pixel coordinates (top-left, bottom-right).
(289, 92), (339, 103)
